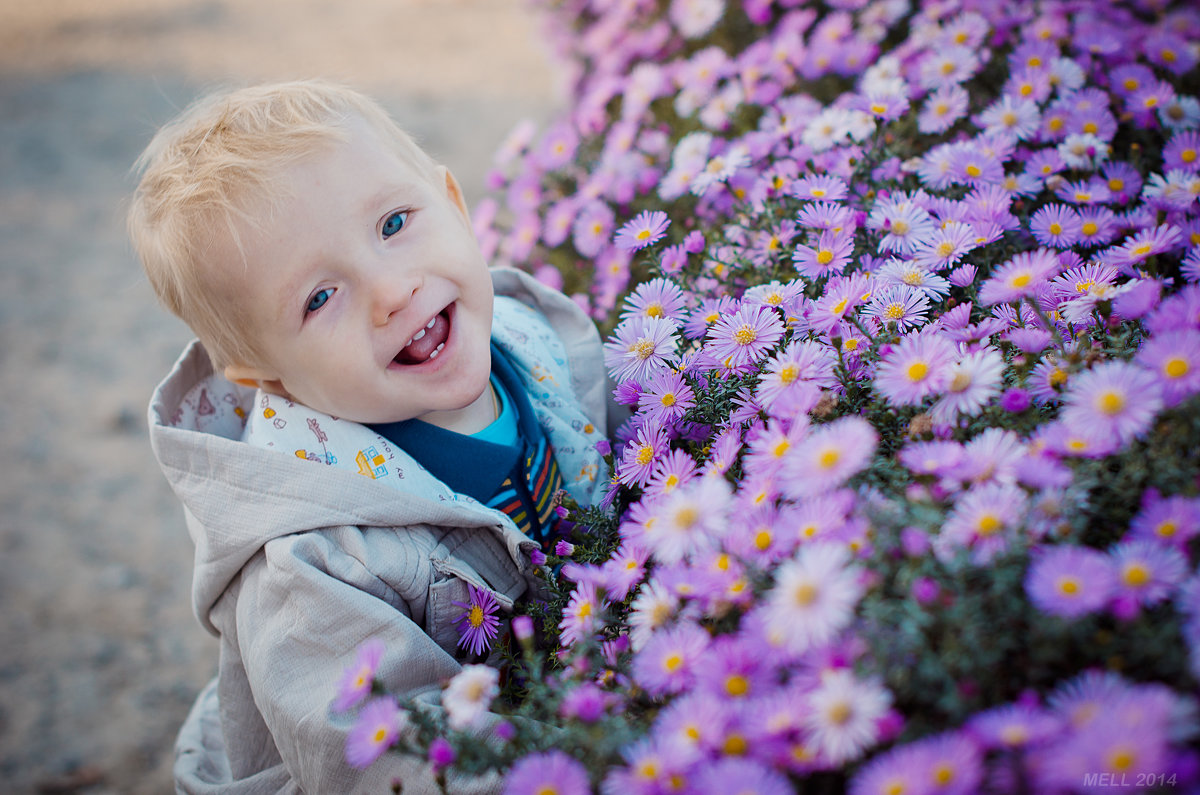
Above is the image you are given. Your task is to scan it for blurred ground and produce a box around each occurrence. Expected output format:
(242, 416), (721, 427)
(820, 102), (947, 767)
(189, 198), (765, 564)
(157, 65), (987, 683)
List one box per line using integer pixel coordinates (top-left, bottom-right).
(0, 2), (560, 792)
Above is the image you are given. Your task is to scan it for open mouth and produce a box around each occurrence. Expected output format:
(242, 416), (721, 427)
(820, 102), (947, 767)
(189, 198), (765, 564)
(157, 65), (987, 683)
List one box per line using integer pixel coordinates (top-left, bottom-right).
(393, 306), (452, 366)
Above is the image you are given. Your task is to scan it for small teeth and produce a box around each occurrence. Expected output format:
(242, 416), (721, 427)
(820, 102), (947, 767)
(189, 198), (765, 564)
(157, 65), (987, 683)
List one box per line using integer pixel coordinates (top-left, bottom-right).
(401, 317), (440, 350)
(428, 342), (446, 360)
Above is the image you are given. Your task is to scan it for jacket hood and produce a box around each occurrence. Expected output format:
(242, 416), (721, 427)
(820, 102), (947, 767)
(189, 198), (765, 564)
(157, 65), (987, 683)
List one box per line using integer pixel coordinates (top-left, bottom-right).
(147, 267), (611, 635)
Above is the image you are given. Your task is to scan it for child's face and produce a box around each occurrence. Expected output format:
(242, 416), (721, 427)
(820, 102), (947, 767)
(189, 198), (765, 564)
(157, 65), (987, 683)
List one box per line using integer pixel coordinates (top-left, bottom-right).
(220, 119), (495, 427)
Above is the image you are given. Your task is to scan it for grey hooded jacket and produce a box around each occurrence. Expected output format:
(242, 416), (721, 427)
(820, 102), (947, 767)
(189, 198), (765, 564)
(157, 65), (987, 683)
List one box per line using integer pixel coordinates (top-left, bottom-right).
(149, 268), (611, 794)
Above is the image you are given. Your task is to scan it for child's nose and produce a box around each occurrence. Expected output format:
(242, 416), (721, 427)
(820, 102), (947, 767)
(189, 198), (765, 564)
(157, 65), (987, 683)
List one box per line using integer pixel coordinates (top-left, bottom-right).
(371, 269), (422, 326)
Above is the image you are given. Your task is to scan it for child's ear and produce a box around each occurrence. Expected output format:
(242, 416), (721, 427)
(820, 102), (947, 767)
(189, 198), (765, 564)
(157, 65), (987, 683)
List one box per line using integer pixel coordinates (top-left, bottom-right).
(439, 166), (470, 223)
(224, 363), (286, 395)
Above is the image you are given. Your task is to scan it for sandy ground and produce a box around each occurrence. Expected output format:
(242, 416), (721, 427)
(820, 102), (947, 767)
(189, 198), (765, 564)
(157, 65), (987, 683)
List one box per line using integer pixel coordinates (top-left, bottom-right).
(0, 2), (561, 791)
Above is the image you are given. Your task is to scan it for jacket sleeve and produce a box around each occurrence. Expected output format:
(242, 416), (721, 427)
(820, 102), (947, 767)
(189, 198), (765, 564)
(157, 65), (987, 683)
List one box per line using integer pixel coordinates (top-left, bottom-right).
(226, 526), (504, 795)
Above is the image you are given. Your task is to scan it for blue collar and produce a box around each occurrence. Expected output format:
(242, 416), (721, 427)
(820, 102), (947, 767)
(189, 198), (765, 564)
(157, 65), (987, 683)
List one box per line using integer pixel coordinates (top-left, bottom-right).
(368, 343), (539, 502)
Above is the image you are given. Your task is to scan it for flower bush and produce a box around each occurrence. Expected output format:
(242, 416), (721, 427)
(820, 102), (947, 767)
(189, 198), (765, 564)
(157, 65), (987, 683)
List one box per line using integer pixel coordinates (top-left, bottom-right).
(336, 0), (1200, 792)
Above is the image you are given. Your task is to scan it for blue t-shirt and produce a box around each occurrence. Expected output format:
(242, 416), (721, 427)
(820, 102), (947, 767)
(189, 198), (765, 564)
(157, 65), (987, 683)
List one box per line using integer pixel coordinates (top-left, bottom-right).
(369, 343), (564, 547)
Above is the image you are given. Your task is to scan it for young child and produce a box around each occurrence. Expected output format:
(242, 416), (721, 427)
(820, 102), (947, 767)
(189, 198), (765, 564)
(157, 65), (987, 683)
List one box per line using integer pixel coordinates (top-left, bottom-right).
(129, 80), (611, 793)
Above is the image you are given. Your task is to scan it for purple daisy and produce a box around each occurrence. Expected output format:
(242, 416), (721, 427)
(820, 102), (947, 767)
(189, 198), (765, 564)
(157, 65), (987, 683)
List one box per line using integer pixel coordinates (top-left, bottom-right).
(910, 220), (978, 272)
(1025, 544), (1116, 619)
(1030, 204), (1082, 249)
(636, 368), (696, 425)
(1127, 492), (1200, 549)
(873, 331), (958, 406)
(603, 315), (679, 384)
(614, 210), (671, 252)
(918, 84), (970, 135)
(1060, 360), (1163, 448)
(631, 619), (710, 696)
(978, 248), (1061, 305)
(559, 581), (606, 647)
(966, 702), (1062, 750)
(1109, 539), (1188, 610)
(861, 284), (932, 331)
(344, 696), (405, 769)
(504, 750), (591, 795)
(692, 757), (793, 795)
(620, 277), (689, 324)
(782, 415), (878, 498)
(791, 174), (849, 202)
(793, 228), (855, 278)
(571, 200), (615, 258)
(935, 482), (1028, 565)
(705, 303), (786, 369)
(1135, 329), (1200, 406)
(452, 584), (501, 657)
(332, 638), (386, 712)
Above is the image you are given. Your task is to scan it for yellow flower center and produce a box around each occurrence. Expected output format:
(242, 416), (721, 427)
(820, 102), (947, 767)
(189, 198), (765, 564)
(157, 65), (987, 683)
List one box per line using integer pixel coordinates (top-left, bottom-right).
(831, 297), (849, 314)
(1049, 222), (1063, 235)
(779, 363), (799, 384)
(965, 164), (982, 177)
(724, 734), (748, 756)
(1082, 221), (1099, 236)
(1011, 273), (1032, 288)
(949, 371), (972, 392)
(884, 303), (906, 320)
(1083, 121), (1098, 134)
(773, 439), (791, 458)
(934, 764), (955, 785)
(977, 514), (1003, 536)
(754, 530), (772, 550)
(645, 303), (664, 318)
(664, 653), (684, 672)
(1183, 149), (1197, 164)
(725, 675), (749, 697)
(817, 249), (835, 265)
(892, 220), (910, 235)
(907, 361), (929, 382)
(871, 103), (888, 115)
(1132, 243), (1153, 257)
(1121, 562), (1150, 588)
(1058, 576), (1080, 595)
(636, 445), (655, 466)
(1109, 748), (1135, 772)
(819, 448), (841, 469)
(827, 701), (853, 726)
(674, 507), (699, 528)
(1096, 390), (1125, 415)
(811, 187), (827, 198)
(373, 727), (389, 744)
(844, 338), (859, 352)
(467, 605), (485, 628)
(660, 392), (677, 407)
(1157, 520), (1178, 538)
(632, 339), (656, 360)
(1050, 367), (1068, 386)
(1165, 357), (1189, 378)
(734, 325), (758, 346)
(792, 582), (818, 606)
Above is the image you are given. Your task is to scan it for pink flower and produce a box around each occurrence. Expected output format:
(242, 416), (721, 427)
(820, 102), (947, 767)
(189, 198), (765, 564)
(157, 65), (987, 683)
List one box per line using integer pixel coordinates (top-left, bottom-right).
(873, 331), (957, 406)
(614, 210), (671, 251)
(1060, 361), (1163, 447)
(344, 696), (405, 769)
(1026, 545), (1116, 619)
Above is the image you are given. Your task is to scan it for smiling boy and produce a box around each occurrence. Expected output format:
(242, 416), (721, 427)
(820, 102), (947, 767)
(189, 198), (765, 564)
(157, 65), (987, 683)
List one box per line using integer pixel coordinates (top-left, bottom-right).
(129, 81), (610, 793)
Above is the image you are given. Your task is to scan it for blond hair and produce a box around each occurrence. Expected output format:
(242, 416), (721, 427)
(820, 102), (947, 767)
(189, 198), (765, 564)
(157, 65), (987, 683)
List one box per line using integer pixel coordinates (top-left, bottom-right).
(127, 79), (440, 369)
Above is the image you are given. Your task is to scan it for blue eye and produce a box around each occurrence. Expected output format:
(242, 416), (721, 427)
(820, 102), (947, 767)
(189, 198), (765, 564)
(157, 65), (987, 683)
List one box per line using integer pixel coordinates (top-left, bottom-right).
(306, 288), (333, 314)
(382, 210), (408, 239)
